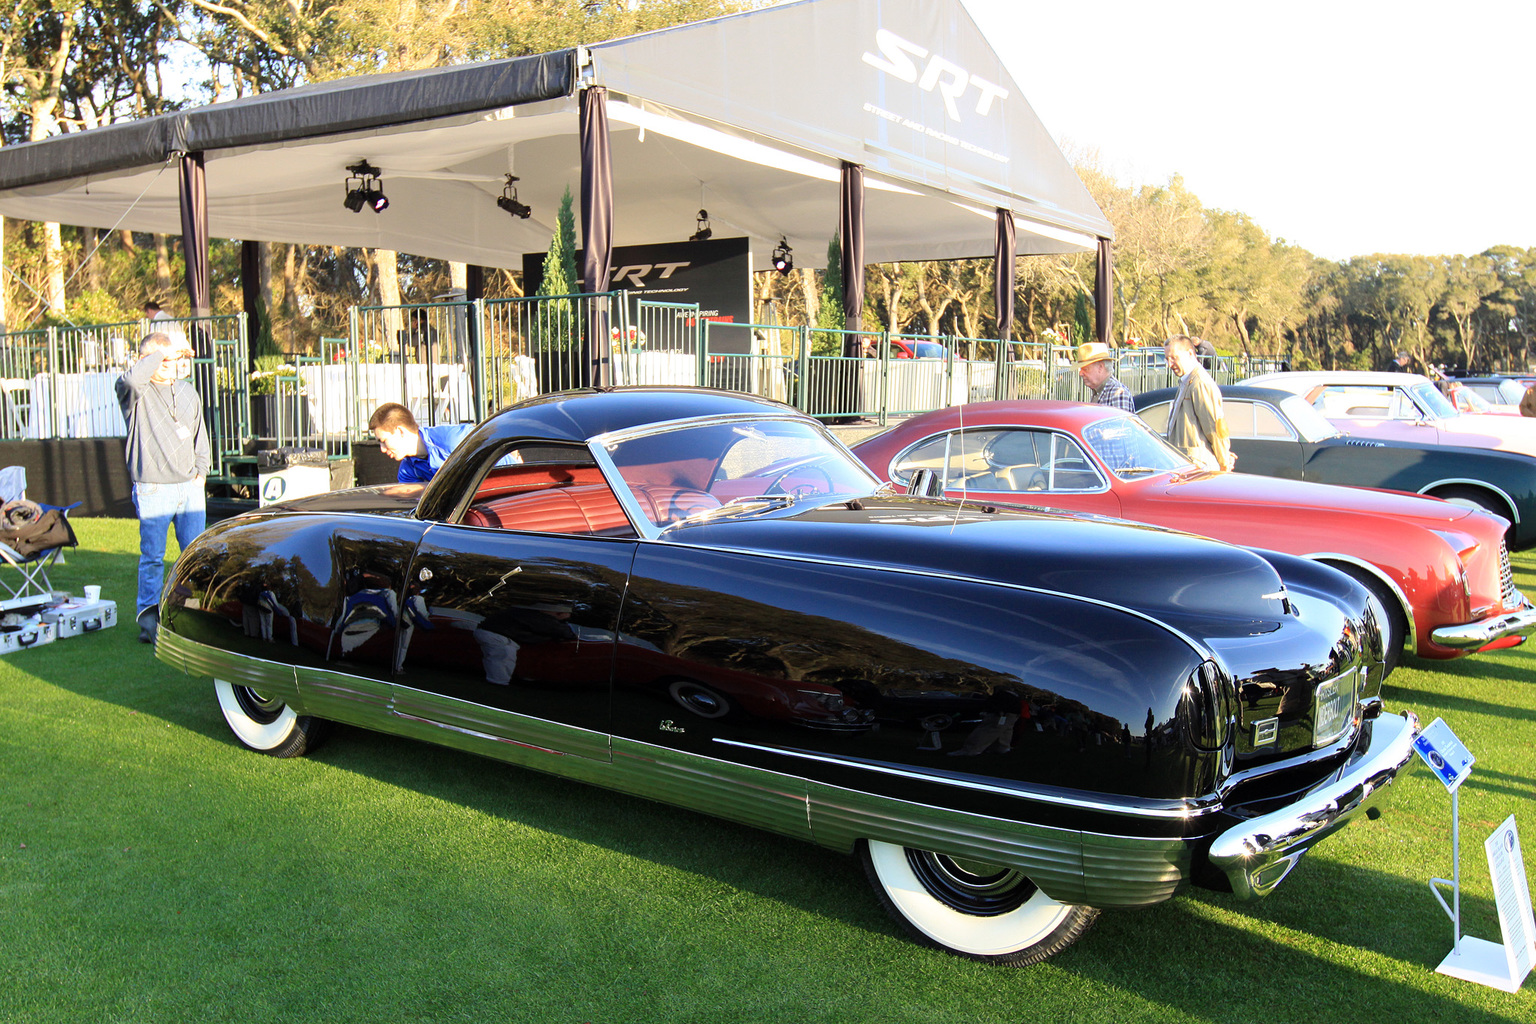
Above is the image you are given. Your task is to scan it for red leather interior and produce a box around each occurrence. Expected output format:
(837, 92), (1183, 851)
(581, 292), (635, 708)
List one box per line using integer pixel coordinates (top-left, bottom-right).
(459, 464), (723, 535)
(463, 483), (636, 536)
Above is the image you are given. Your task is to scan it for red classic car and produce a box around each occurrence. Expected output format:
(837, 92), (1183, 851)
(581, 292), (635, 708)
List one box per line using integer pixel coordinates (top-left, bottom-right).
(852, 401), (1535, 671)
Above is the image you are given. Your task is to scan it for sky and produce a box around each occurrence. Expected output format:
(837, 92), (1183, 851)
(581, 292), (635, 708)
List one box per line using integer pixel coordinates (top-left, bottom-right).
(960, 0), (1534, 262)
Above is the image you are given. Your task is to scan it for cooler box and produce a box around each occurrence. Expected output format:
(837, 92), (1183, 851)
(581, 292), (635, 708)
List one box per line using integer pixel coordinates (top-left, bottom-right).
(258, 447), (331, 506)
(42, 597), (118, 638)
(0, 619), (56, 654)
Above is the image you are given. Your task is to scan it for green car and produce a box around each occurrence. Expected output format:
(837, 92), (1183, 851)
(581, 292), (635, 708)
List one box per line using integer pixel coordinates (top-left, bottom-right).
(1135, 384), (1536, 550)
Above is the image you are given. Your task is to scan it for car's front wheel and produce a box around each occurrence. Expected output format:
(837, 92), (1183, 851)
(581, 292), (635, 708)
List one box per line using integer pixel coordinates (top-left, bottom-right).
(215, 679), (328, 758)
(860, 840), (1099, 964)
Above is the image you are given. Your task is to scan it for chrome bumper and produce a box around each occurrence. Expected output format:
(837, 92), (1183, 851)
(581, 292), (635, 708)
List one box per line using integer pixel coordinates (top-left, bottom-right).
(1430, 602), (1536, 651)
(1209, 710), (1419, 899)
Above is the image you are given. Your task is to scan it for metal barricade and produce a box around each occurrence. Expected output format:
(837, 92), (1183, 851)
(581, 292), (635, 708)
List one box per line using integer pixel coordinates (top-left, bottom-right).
(478, 291), (629, 417)
(616, 300), (701, 387)
(703, 321), (803, 404)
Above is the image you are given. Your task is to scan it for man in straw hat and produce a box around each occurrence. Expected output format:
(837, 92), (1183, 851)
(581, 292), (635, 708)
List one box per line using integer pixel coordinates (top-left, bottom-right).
(1072, 342), (1134, 411)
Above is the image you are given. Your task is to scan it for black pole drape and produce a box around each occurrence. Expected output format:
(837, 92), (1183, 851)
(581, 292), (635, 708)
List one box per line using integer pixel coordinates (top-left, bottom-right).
(1095, 238), (1113, 347)
(178, 151), (210, 323)
(580, 86), (613, 388)
(839, 162), (864, 342)
(240, 240), (261, 373)
(994, 209), (1016, 346)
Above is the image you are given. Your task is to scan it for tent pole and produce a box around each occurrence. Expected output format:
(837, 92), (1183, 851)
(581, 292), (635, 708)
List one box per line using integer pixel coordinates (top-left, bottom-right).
(839, 163), (864, 341)
(580, 86), (613, 388)
(1096, 237), (1113, 347)
(994, 209), (1016, 347)
(241, 240), (260, 374)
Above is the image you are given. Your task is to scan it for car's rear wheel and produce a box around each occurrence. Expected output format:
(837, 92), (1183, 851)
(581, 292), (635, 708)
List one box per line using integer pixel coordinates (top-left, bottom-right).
(860, 840), (1099, 964)
(1324, 563), (1407, 674)
(215, 679), (328, 757)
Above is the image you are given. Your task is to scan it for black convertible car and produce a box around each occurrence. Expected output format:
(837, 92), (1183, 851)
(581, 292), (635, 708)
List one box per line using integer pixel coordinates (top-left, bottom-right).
(157, 388), (1416, 965)
(1136, 384), (1536, 550)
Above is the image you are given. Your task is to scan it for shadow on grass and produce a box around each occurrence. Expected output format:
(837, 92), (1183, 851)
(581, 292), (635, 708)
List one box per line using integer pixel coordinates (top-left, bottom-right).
(16, 548), (1535, 1018)
(1385, 683), (1536, 724)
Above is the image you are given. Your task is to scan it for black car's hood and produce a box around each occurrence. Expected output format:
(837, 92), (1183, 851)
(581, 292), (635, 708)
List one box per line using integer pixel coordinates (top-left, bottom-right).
(674, 495), (1291, 630)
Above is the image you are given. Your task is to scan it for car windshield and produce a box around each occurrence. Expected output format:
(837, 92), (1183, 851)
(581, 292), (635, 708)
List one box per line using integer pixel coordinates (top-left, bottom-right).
(1406, 382), (1458, 419)
(1454, 386), (1495, 413)
(1277, 395), (1341, 442)
(599, 416), (878, 531)
(1080, 415), (1190, 478)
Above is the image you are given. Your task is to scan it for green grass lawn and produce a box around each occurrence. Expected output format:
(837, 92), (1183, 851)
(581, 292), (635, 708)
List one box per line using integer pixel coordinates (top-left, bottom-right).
(2, 519), (1533, 1023)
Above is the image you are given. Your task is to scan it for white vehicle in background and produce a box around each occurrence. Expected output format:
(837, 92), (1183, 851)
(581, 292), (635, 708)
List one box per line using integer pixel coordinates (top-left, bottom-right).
(1241, 370), (1536, 459)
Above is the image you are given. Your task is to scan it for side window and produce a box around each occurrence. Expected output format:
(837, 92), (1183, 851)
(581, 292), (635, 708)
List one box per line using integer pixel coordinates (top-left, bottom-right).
(1139, 402), (1171, 432)
(1039, 433), (1105, 492)
(1222, 400), (1256, 438)
(1252, 403), (1294, 439)
(459, 445), (636, 538)
(891, 431), (987, 488)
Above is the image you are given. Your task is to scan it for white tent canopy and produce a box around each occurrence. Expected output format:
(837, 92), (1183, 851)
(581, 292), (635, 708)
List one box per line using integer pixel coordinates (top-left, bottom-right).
(0, 0), (1110, 272)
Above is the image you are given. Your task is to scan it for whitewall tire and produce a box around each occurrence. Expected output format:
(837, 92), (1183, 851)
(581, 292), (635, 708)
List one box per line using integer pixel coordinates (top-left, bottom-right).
(861, 840), (1099, 965)
(215, 679), (328, 758)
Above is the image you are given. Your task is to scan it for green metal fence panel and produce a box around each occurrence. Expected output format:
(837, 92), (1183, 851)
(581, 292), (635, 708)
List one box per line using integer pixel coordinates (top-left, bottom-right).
(478, 291), (629, 417)
(618, 300), (701, 387)
(700, 320), (803, 403)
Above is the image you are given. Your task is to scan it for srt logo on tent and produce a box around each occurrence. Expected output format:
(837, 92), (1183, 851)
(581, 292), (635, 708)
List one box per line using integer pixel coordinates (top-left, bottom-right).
(609, 262), (690, 289)
(862, 28), (1008, 122)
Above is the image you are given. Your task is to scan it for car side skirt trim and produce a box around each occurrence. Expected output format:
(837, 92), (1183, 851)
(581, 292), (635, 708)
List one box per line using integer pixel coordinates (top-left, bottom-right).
(1415, 478), (1520, 523)
(1304, 552), (1417, 654)
(712, 738), (1221, 821)
(158, 631), (1196, 909)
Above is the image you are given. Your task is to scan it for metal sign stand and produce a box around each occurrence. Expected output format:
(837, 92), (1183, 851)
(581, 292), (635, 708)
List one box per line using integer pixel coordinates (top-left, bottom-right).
(1418, 717), (1533, 992)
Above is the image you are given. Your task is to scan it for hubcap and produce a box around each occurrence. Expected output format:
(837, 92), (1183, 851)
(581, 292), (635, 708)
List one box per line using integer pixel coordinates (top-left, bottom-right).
(905, 849), (1037, 916)
(233, 686), (285, 724)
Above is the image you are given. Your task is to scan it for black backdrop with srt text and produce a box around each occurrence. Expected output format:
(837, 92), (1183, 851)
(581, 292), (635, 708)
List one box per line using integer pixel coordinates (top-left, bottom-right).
(522, 236), (752, 353)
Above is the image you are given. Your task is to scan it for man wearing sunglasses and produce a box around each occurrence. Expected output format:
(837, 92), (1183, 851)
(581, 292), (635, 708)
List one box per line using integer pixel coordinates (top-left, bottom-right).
(116, 332), (209, 643)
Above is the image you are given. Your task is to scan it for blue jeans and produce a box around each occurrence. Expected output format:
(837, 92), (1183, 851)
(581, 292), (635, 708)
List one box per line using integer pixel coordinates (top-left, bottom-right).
(134, 479), (206, 619)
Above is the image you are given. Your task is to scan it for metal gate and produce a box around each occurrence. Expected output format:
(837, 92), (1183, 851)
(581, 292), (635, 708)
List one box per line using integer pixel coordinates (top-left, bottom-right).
(614, 300), (702, 387)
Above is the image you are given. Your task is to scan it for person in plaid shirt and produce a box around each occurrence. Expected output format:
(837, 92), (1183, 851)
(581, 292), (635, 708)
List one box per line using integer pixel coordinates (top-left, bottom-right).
(1072, 342), (1134, 411)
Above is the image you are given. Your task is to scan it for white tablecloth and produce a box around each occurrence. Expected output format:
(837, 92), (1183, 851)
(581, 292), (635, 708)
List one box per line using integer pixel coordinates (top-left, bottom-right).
(27, 372), (125, 439)
(299, 363), (473, 434)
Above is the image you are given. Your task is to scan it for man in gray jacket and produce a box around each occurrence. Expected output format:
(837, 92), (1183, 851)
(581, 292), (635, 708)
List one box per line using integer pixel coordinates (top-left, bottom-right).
(116, 332), (209, 643)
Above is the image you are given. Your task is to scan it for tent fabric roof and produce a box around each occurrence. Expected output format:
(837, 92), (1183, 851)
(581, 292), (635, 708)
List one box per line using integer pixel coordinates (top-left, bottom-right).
(0, 51), (574, 190)
(0, 0), (1110, 269)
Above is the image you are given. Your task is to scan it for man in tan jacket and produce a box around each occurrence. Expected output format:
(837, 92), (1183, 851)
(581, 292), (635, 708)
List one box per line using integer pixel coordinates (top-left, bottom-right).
(1163, 335), (1234, 471)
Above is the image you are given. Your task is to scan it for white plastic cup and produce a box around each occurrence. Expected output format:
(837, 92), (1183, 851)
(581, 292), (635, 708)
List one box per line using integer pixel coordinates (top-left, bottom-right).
(83, 585), (101, 602)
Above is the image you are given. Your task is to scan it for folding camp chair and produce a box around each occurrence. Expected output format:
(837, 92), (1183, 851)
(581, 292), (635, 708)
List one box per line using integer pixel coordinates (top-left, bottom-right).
(0, 498), (79, 612)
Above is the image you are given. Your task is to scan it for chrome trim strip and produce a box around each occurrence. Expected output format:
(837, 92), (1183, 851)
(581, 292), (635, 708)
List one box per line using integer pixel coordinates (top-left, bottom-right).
(1304, 552), (1417, 653)
(1429, 601), (1536, 650)
(1415, 479), (1521, 524)
(1209, 711), (1418, 899)
(713, 738), (1220, 820)
(160, 631), (1199, 908)
(806, 779), (1192, 909)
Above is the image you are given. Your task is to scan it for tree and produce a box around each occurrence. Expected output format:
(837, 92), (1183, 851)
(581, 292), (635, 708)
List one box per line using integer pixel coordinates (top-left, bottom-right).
(1439, 253), (1500, 370)
(812, 235), (844, 355)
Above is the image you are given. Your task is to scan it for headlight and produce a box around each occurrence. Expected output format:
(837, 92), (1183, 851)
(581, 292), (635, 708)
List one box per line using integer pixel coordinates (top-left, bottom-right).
(1313, 669), (1359, 747)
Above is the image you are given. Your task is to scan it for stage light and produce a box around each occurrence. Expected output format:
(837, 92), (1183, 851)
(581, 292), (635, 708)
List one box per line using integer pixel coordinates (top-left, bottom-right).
(343, 160), (387, 214)
(771, 237), (793, 274)
(498, 174), (531, 219)
(689, 208), (712, 242)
